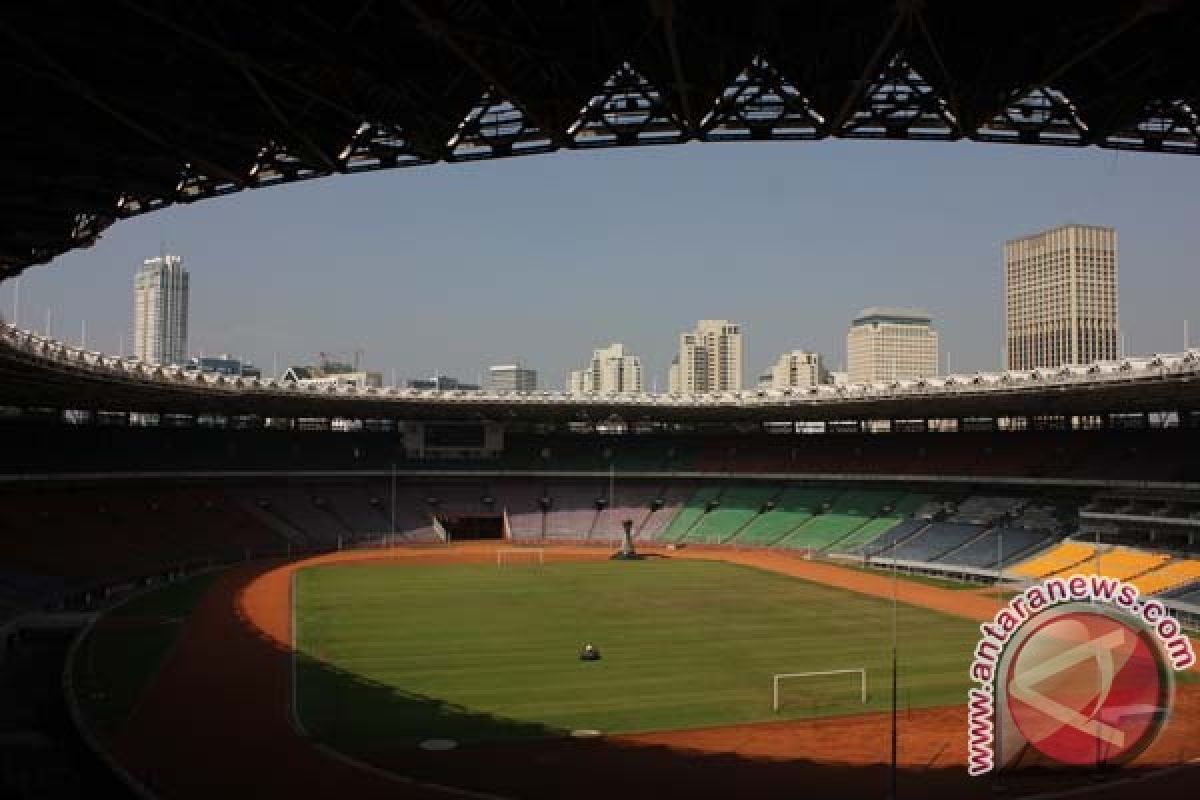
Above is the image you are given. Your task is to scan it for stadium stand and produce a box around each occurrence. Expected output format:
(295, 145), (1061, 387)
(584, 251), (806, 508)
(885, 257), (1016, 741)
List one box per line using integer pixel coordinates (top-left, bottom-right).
(321, 486), (392, 537)
(936, 527), (1055, 569)
(730, 487), (835, 547)
(683, 485), (779, 544)
(775, 490), (898, 550)
(1167, 584), (1200, 608)
(1131, 559), (1200, 596)
(948, 496), (1028, 524)
(4, 425), (1200, 482)
(1008, 541), (1098, 578)
(656, 486), (723, 542)
(859, 519), (930, 558)
(592, 483), (664, 541)
(828, 493), (932, 553)
(887, 522), (986, 562)
(1090, 547), (1172, 581)
(636, 482), (696, 540)
(544, 484), (603, 539)
(499, 483), (546, 541)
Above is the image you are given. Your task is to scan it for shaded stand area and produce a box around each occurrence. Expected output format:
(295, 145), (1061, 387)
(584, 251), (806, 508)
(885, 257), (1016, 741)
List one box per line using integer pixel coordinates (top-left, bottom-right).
(437, 514), (504, 541)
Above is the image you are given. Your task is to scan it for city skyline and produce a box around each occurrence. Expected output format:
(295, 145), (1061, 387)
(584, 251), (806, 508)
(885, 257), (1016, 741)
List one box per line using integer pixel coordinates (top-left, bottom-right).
(2, 141), (1198, 385)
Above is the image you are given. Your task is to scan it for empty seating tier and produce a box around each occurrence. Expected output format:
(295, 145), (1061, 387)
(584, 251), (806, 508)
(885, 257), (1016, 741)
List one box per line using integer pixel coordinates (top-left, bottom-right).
(1128, 558), (1200, 595)
(937, 527), (1053, 569)
(1089, 547), (1171, 581)
(683, 486), (779, 544)
(888, 523), (984, 562)
(828, 493), (931, 553)
(1008, 541), (1098, 578)
(657, 486), (722, 542)
(776, 490), (898, 550)
(730, 488), (834, 547)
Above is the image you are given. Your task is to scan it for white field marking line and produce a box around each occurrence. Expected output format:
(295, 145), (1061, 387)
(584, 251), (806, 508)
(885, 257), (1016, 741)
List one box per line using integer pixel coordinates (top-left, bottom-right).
(288, 568), (306, 736)
(288, 566), (514, 800)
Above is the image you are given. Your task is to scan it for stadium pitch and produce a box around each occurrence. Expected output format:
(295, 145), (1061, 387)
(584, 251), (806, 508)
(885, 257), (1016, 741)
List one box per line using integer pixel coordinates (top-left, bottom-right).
(293, 559), (980, 749)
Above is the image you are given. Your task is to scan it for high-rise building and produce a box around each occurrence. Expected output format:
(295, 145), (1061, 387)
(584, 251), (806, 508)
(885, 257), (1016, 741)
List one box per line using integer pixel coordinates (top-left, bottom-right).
(567, 343), (643, 394)
(489, 363), (538, 391)
(846, 307), (939, 384)
(764, 350), (827, 389)
(134, 254), (189, 365)
(668, 319), (743, 393)
(1004, 224), (1119, 370)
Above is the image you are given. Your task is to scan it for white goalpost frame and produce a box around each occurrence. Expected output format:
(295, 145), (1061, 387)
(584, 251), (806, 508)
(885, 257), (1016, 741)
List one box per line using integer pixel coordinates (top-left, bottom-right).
(772, 668), (867, 712)
(496, 547), (546, 566)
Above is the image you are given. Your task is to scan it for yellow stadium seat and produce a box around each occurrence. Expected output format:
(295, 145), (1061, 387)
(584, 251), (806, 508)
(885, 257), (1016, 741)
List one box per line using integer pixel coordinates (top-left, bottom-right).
(1009, 541), (1097, 578)
(1130, 559), (1200, 596)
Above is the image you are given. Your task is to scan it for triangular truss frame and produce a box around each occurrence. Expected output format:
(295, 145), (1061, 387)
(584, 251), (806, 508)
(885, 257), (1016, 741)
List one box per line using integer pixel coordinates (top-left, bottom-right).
(1102, 98), (1199, 154)
(248, 141), (330, 187)
(701, 56), (826, 141)
(175, 163), (242, 202)
(447, 91), (556, 161)
(975, 86), (1088, 146)
(339, 121), (432, 171)
(568, 62), (686, 147)
(839, 53), (959, 140)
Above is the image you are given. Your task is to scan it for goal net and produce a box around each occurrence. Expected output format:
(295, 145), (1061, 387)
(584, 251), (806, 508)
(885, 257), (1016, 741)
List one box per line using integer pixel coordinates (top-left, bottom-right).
(772, 668), (867, 712)
(496, 548), (545, 566)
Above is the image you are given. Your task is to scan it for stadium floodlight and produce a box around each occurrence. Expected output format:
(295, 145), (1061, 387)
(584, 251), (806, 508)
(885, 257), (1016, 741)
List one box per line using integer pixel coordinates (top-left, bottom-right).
(772, 668), (867, 712)
(496, 548), (545, 566)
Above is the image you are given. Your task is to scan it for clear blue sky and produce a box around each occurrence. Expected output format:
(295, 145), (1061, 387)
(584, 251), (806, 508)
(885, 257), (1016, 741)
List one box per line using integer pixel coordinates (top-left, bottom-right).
(3, 139), (1198, 388)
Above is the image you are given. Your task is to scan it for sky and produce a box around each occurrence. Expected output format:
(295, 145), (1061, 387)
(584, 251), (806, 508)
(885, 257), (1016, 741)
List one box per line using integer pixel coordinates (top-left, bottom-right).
(3, 139), (1198, 389)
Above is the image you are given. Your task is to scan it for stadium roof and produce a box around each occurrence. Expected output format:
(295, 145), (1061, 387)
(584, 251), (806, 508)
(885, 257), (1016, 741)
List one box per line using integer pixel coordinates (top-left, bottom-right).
(5, 323), (1200, 424)
(2, 1), (1199, 278)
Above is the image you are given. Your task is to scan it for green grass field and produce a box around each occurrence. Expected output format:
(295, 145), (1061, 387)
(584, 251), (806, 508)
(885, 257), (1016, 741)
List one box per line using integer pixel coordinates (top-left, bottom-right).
(294, 559), (980, 747)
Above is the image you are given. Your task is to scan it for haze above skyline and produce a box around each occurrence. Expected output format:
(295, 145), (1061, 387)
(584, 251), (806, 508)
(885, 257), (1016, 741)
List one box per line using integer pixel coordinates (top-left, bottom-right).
(3, 139), (1199, 387)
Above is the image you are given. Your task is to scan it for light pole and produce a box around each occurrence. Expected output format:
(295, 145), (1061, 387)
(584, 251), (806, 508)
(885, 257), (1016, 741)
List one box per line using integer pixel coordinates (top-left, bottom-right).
(390, 461), (397, 548)
(609, 462), (616, 538)
(888, 540), (899, 800)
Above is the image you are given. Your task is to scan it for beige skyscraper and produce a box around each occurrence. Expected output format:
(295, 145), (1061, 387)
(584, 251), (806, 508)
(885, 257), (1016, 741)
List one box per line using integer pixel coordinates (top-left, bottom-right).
(846, 307), (939, 384)
(567, 343), (643, 394)
(764, 350), (827, 389)
(668, 319), (743, 393)
(1004, 224), (1119, 370)
(134, 253), (189, 365)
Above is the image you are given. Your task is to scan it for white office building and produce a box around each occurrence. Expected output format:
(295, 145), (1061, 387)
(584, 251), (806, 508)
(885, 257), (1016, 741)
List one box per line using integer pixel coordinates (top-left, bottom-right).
(846, 307), (939, 384)
(568, 343), (643, 394)
(668, 319), (743, 393)
(1005, 224), (1119, 369)
(489, 364), (538, 391)
(133, 254), (189, 365)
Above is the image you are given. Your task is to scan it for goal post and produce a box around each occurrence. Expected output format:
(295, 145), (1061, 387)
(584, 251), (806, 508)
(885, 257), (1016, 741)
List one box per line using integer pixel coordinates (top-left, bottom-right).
(496, 548), (545, 566)
(772, 668), (867, 712)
